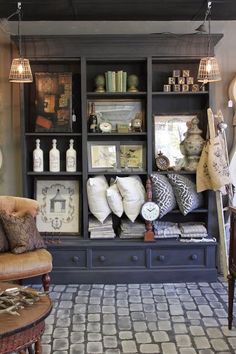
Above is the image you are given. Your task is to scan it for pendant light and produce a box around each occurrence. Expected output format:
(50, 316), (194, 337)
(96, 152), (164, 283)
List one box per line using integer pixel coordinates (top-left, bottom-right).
(9, 2), (33, 83)
(197, 1), (221, 83)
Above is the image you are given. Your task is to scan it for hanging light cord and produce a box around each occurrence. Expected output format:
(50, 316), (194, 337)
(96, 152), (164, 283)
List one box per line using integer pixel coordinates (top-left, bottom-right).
(17, 2), (22, 58)
(207, 1), (212, 58)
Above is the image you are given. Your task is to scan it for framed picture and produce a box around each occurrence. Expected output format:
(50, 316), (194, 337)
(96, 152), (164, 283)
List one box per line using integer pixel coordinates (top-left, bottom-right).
(154, 114), (196, 168)
(87, 141), (119, 172)
(35, 72), (72, 132)
(120, 142), (146, 171)
(87, 99), (145, 132)
(35, 179), (80, 234)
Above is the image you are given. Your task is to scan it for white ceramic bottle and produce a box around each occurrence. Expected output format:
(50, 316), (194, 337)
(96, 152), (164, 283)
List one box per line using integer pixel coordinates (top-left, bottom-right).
(33, 138), (44, 172)
(66, 139), (76, 172)
(49, 139), (60, 172)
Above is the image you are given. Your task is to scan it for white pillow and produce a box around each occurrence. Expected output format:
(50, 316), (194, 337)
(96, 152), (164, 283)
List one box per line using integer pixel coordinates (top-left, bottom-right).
(87, 176), (111, 223)
(116, 176), (145, 222)
(106, 182), (123, 217)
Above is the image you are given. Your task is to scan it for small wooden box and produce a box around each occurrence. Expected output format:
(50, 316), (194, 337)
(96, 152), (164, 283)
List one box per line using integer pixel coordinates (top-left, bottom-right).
(178, 77), (185, 85)
(191, 84), (199, 92)
(117, 123), (130, 133)
(186, 77), (194, 85)
(173, 70), (181, 77)
(182, 84), (189, 92)
(163, 84), (171, 92)
(182, 70), (190, 77)
(173, 84), (181, 92)
(168, 77), (175, 85)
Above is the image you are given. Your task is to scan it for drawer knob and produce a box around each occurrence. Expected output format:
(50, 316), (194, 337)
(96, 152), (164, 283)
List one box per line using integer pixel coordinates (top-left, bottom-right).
(191, 254), (198, 260)
(99, 255), (106, 262)
(131, 255), (138, 262)
(157, 255), (165, 261)
(72, 256), (79, 263)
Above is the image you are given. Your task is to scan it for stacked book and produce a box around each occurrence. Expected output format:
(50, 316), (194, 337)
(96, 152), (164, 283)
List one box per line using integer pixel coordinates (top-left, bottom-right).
(89, 216), (116, 239)
(119, 218), (145, 239)
(105, 71), (127, 92)
(179, 222), (208, 239)
(153, 221), (180, 239)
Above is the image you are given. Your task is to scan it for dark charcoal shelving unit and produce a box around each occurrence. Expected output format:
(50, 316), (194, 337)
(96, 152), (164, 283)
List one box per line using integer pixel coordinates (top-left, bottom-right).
(18, 33), (223, 283)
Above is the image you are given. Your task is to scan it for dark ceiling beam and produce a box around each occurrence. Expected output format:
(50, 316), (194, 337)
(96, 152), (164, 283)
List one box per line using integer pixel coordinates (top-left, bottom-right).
(0, 0), (235, 21)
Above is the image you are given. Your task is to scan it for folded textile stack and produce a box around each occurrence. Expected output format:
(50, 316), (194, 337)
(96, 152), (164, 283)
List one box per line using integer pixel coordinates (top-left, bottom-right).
(179, 222), (208, 238)
(153, 221), (180, 239)
(119, 218), (145, 239)
(89, 215), (116, 239)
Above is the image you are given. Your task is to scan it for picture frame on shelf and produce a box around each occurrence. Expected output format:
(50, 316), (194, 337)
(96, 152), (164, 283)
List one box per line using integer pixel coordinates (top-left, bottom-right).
(120, 142), (146, 171)
(35, 178), (80, 235)
(35, 72), (72, 133)
(87, 99), (145, 132)
(87, 141), (119, 172)
(154, 114), (196, 168)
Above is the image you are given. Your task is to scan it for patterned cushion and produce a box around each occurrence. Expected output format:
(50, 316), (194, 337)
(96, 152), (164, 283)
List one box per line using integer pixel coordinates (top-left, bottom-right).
(167, 174), (204, 216)
(0, 220), (9, 252)
(151, 174), (177, 218)
(0, 211), (45, 254)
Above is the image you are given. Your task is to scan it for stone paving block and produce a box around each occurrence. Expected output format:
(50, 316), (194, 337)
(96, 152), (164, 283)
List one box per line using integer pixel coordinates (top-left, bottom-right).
(173, 323), (188, 334)
(142, 297), (154, 304)
(103, 335), (118, 348)
(87, 322), (101, 332)
(169, 304), (184, 315)
(102, 324), (117, 335)
(179, 349), (197, 354)
(87, 333), (102, 342)
(53, 339), (69, 350)
(193, 336), (211, 349)
(130, 303), (143, 311)
(161, 342), (178, 354)
(131, 311), (145, 321)
(147, 322), (158, 331)
(86, 341), (103, 354)
(89, 297), (101, 304)
(88, 314), (100, 322)
(88, 305), (101, 313)
(119, 331), (133, 339)
(176, 334), (192, 347)
(211, 338), (229, 351)
(152, 330), (169, 342)
(133, 321), (147, 332)
(121, 340), (138, 353)
(73, 314), (85, 324)
(135, 332), (152, 343)
(105, 350), (120, 354)
(206, 327), (223, 338)
(117, 307), (129, 316)
(103, 314), (116, 323)
(72, 324), (86, 332)
(228, 337), (236, 348)
(140, 343), (160, 353)
(70, 332), (85, 343)
(118, 316), (132, 330)
(41, 344), (52, 354)
(53, 328), (69, 338)
(190, 326), (205, 336)
(75, 296), (89, 304)
(158, 320), (172, 331)
(202, 317), (219, 327)
(198, 305), (213, 316)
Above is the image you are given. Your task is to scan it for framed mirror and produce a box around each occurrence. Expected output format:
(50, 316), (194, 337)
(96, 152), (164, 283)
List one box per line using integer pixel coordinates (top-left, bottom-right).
(154, 114), (196, 168)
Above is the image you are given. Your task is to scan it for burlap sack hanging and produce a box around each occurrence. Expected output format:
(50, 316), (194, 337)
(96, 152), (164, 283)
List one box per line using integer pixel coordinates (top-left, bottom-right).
(197, 108), (231, 192)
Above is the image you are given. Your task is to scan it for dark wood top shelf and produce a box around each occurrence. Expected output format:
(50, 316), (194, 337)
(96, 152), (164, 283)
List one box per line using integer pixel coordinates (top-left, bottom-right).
(152, 91), (208, 96)
(27, 171), (82, 176)
(88, 171), (147, 175)
(25, 132), (82, 136)
(169, 208), (208, 214)
(88, 132), (147, 136)
(87, 92), (147, 97)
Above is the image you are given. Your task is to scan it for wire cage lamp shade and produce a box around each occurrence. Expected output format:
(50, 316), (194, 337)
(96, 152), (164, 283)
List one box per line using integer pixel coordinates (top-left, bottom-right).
(197, 57), (221, 83)
(9, 58), (33, 83)
(8, 2), (33, 83)
(197, 1), (221, 84)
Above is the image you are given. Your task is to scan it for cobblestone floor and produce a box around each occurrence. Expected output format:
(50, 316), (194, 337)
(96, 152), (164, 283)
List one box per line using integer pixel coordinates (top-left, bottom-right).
(36, 277), (236, 354)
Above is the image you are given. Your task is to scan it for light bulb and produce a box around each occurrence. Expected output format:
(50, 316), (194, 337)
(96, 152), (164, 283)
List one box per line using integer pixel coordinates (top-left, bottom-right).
(17, 63), (23, 74)
(206, 60), (212, 73)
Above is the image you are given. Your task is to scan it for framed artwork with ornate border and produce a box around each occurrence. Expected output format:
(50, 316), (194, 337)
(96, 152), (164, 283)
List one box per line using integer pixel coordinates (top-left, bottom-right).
(35, 178), (80, 235)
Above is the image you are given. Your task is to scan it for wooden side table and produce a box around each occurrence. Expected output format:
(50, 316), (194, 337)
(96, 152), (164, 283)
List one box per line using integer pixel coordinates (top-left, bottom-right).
(0, 282), (52, 353)
(228, 207), (236, 329)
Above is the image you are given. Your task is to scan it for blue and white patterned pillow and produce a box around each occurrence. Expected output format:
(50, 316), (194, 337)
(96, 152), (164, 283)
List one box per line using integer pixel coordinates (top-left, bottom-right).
(167, 174), (203, 216)
(151, 174), (177, 218)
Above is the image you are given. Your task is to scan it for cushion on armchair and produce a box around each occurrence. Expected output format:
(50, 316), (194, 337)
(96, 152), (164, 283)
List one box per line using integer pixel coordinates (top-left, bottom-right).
(0, 221), (9, 252)
(0, 196), (39, 217)
(0, 211), (45, 254)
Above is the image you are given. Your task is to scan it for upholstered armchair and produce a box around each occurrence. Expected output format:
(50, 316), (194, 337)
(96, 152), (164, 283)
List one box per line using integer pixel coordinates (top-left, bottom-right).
(0, 196), (52, 292)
